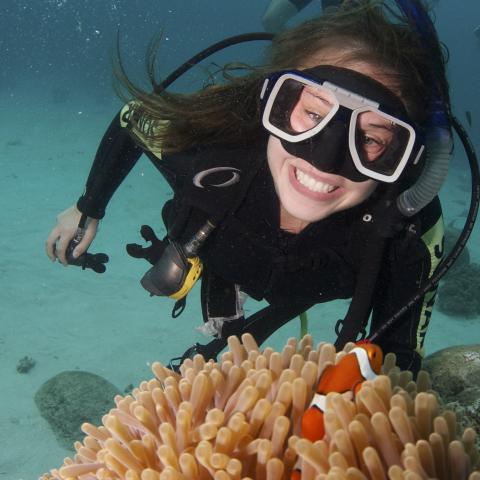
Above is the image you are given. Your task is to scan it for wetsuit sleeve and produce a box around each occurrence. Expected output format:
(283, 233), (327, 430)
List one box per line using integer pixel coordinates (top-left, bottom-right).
(76, 107), (144, 219)
(369, 197), (444, 373)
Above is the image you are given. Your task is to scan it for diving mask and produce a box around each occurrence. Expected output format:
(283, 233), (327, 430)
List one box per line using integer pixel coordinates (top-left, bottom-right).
(260, 66), (424, 183)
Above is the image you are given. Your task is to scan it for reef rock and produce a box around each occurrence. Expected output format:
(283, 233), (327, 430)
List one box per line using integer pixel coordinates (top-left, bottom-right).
(423, 344), (480, 439)
(444, 224), (471, 273)
(438, 262), (480, 317)
(35, 370), (120, 449)
(437, 225), (480, 317)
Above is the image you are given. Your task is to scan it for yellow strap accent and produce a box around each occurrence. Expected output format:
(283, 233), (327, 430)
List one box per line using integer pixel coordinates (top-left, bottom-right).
(415, 216), (445, 356)
(119, 102), (167, 160)
(170, 257), (203, 300)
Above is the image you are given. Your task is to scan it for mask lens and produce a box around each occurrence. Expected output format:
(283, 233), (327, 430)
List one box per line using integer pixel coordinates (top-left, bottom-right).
(354, 110), (412, 176)
(268, 79), (337, 137)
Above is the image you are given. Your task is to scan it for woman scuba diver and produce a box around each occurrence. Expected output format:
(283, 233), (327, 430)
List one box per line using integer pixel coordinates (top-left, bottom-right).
(46, 0), (474, 375)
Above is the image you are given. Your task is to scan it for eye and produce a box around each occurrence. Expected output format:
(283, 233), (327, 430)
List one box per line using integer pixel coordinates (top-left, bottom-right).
(360, 134), (387, 160)
(362, 135), (384, 148)
(307, 110), (323, 123)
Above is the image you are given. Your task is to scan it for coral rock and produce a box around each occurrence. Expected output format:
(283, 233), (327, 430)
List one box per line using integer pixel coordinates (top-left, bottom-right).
(35, 370), (121, 449)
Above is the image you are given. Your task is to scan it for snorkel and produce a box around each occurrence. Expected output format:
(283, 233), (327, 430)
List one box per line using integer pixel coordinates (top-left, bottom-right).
(368, 0), (480, 343)
(394, 0), (453, 217)
(335, 0), (479, 348)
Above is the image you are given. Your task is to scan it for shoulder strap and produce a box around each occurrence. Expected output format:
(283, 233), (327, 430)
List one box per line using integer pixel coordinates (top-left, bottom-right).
(334, 183), (407, 348)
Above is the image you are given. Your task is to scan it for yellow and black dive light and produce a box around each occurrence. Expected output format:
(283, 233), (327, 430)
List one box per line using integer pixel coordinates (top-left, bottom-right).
(140, 220), (215, 300)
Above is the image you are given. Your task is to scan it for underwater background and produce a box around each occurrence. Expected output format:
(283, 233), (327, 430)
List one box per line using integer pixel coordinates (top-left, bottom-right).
(1, 1), (479, 478)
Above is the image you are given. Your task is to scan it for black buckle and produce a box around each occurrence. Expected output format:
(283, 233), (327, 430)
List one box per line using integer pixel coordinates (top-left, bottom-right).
(334, 318), (367, 342)
(334, 318), (343, 336)
(168, 343), (202, 372)
(168, 338), (226, 373)
(172, 297), (186, 318)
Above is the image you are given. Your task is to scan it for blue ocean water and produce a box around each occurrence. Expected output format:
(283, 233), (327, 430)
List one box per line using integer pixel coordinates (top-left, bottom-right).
(1, 1), (479, 479)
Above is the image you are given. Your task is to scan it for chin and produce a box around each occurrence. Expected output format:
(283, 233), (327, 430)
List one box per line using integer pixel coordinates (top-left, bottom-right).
(282, 200), (337, 223)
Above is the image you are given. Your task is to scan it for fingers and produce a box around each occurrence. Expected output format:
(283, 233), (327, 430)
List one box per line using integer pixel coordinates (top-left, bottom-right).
(45, 227), (61, 262)
(71, 222), (97, 259)
(46, 213), (99, 266)
(56, 233), (73, 266)
(71, 238), (90, 260)
(45, 226), (72, 266)
(47, 205), (82, 265)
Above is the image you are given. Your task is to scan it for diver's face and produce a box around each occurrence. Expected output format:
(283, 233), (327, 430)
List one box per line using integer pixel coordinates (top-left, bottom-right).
(267, 60), (397, 224)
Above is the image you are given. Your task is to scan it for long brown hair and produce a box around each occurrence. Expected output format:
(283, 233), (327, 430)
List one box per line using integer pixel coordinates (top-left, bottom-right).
(115, 0), (448, 154)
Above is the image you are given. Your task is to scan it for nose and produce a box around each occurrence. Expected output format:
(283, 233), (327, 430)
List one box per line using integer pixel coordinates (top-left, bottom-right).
(310, 121), (348, 173)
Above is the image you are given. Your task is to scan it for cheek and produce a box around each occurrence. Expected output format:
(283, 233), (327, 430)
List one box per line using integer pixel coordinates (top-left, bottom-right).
(267, 137), (287, 179)
(354, 181), (377, 202)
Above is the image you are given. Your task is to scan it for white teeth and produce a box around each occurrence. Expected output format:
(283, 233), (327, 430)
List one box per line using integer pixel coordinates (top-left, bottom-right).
(295, 169), (336, 193)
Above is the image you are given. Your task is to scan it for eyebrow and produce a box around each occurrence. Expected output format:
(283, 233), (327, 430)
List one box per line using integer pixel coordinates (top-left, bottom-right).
(303, 87), (333, 104)
(366, 122), (396, 132)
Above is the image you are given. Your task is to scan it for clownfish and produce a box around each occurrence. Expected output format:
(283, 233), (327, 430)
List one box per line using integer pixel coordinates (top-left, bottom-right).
(301, 343), (383, 441)
(291, 343), (383, 480)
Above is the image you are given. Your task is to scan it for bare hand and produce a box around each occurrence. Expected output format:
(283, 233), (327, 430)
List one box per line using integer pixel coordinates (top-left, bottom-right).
(46, 205), (99, 266)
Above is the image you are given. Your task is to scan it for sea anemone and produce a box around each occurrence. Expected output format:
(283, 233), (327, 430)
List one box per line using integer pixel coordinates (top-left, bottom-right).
(40, 334), (480, 480)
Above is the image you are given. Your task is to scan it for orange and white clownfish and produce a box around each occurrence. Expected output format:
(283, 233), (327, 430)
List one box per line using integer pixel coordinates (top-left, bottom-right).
(291, 343), (383, 480)
(301, 342), (383, 442)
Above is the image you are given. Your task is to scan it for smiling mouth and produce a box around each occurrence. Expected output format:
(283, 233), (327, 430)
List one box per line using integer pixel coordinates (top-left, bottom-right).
(295, 168), (338, 193)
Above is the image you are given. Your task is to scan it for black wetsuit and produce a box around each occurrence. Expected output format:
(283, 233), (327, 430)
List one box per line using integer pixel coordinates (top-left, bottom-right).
(77, 107), (444, 373)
